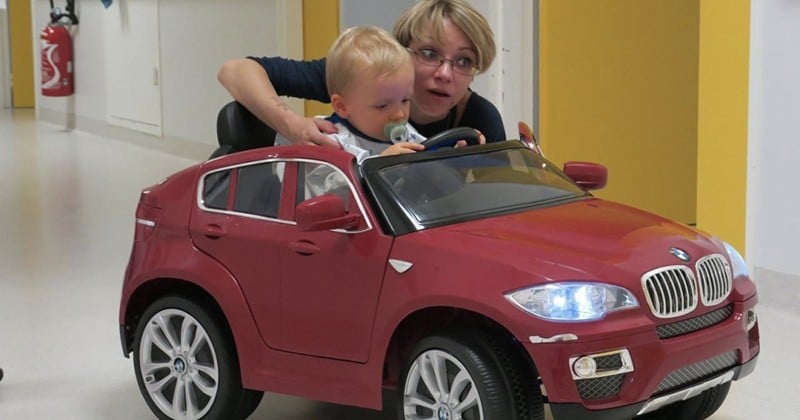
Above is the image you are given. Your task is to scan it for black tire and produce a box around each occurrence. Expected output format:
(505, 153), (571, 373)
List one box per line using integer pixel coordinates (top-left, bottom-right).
(398, 329), (544, 420)
(235, 389), (264, 419)
(133, 295), (260, 420)
(636, 382), (731, 420)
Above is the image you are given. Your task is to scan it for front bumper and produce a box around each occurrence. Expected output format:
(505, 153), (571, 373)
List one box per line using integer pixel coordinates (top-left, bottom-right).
(549, 355), (758, 419)
(522, 296), (759, 419)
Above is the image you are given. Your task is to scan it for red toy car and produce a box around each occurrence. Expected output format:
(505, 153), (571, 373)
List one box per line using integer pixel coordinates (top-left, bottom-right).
(119, 131), (758, 420)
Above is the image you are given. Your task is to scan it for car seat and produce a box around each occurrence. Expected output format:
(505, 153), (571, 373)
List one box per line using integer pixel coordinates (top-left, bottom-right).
(210, 101), (277, 158)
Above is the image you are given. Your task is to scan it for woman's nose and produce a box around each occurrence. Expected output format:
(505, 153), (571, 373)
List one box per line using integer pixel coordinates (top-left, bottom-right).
(433, 61), (454, 81)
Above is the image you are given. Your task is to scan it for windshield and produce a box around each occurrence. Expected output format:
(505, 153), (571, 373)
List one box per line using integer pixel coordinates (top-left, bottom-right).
(371, 145), (587, 226)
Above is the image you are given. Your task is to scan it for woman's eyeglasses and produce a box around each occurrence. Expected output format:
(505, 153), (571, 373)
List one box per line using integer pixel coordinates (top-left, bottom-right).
(406, 47), (479, 76)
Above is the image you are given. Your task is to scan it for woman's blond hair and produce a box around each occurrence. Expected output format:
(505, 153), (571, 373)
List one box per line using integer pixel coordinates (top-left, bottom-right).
(392, 0), (496, 73)
(326, 26), (413, 95)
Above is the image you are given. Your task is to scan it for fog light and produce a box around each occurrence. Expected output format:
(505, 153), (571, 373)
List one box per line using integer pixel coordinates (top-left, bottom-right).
(572, 357), (597, 378)
(569, 349), (634, 380)
(746, 309), (757, 331)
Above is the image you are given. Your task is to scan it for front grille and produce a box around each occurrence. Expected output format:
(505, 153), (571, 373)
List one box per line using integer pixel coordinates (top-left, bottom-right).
(641, 254), (732, 319)
(657, 304), (733, 339)
(576, 374), (626, 400)
(642, 266), (698, 318)
(654, 350), (738, 395)
(696, 254), (732, 306)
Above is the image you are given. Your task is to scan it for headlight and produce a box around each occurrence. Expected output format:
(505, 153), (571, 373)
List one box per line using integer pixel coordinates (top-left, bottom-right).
(722, 241), (750, 279)
(506, 282), (638, 322)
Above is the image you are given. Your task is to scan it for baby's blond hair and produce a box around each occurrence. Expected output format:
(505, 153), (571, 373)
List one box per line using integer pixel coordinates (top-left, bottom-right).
(326, 26), (413, 95)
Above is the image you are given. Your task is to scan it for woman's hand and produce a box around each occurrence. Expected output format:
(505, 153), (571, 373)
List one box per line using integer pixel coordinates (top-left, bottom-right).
(453, 129), (486, 148)
(218, 58), (340, 148)
(284, 114), (340, 147)
(380, 142), (426, 156)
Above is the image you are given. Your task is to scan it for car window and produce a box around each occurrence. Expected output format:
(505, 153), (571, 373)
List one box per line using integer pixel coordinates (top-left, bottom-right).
(233, 162), (285, 218)
(296, 161), (353, 211)
(377, 148), (585, 224)
(202, 170), (231, 210)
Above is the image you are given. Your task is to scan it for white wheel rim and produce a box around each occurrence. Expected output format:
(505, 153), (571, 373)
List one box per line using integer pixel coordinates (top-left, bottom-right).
(403, 349), (484, 420)
(139, 308), (219, 420)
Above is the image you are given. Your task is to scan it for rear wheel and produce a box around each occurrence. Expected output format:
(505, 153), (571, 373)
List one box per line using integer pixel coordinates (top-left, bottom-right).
(398, 329), (544, 420)
(133, 295), (262, 420)
(636, 382), (731, 420)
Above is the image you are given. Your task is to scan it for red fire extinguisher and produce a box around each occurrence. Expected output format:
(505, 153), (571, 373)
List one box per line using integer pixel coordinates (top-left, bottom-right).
(40, 1), (79, 97)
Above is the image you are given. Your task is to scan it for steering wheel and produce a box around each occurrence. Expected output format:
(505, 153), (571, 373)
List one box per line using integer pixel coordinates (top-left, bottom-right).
(422, 127), (481, 151)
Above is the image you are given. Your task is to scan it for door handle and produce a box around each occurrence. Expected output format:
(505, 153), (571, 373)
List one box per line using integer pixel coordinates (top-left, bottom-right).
(201, 224), (226, 239)
(289, 240), (320, 255)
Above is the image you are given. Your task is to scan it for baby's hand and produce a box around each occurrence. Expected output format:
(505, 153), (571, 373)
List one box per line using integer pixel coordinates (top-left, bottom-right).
(380, 142), (425, 156)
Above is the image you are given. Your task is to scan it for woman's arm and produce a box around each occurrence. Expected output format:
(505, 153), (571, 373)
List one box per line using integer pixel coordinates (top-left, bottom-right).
(217, 57), (337, 146)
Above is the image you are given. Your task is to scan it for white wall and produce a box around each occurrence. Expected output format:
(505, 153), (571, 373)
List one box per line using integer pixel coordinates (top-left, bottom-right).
(31, 0), (302, 159)
(747, 1), (800, 279)
(747, 0), (800, 313)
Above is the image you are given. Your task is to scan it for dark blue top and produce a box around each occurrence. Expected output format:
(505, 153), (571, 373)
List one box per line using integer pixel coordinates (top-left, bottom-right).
(248, 56), (507, 142)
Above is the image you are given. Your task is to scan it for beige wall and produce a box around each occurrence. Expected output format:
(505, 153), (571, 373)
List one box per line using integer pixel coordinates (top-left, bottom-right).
(696, 0), (750, 252)
(9, 0), (34, 107)
(539, 0), (700, 225)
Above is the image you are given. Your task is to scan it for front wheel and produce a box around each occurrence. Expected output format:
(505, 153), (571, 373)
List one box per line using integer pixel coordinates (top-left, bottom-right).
(398, 330), (544, 420)
(133, 295), (262, 420)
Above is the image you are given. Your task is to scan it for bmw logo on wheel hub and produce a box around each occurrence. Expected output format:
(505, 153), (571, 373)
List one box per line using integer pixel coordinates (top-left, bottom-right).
(437, 406), (451, 420)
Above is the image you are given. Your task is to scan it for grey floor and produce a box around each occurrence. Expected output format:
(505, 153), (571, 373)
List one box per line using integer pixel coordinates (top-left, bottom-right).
(0, 107), (796, 419)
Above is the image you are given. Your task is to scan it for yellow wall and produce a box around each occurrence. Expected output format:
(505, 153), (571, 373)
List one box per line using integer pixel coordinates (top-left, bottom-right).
(9, 0), (35, 108)
(539, 0), (699, 224)
(696, 0), (750, 252)
(302, 0), (338, 117)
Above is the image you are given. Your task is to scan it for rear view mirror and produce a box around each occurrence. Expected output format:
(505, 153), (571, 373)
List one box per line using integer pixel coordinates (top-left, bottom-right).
(563, 161), (608, 190)
(296, 194), (361, 232)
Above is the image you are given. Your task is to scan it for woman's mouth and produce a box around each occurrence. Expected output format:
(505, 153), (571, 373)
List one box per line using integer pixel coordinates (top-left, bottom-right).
(428, 89), (450, 98)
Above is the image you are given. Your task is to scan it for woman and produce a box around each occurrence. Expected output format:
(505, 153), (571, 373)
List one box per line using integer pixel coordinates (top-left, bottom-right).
(217, 0), (504, 147)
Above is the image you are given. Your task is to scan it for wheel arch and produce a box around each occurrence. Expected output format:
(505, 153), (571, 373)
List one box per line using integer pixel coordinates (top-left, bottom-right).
(121, 278), (228, 354)
(120, 273), (266, 389)
(381, 306), (541, 388)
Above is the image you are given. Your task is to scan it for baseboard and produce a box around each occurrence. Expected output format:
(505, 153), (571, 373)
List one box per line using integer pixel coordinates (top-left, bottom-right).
(37, 107), (215, 162)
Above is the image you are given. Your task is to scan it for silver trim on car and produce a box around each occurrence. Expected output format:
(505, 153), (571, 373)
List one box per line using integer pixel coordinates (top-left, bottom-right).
(636, 370), (734, 416)
(696, 254), (732, 307)
(641, 254), (733, 319)
(641, 265), (698, 318)
(568, 349), (634, 380)
(196, 157), (373, 234)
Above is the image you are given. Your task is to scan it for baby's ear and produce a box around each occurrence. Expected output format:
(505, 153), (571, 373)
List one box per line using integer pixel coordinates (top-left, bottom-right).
(331, 94), (349, 118)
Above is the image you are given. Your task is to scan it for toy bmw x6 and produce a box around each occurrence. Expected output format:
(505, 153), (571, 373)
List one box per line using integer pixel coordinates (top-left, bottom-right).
(119, 125), (758, 420)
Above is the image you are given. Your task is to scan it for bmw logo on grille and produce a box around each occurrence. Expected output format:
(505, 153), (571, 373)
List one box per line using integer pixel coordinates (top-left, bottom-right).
(669, 247), (691, 263)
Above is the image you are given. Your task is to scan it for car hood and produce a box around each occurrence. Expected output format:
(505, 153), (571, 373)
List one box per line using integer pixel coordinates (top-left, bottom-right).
(415, 198), (724, 286)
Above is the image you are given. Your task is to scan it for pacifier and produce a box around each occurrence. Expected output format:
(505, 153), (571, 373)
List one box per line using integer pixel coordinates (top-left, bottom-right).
(383, 122), (409, 142)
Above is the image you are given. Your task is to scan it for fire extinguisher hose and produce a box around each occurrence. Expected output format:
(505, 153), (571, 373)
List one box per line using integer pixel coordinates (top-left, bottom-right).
(49, 0), (79, 25)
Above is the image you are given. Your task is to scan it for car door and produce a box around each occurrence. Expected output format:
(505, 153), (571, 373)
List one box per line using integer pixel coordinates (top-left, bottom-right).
(189, 160), (292, 348)
(278, 160), (393, 363)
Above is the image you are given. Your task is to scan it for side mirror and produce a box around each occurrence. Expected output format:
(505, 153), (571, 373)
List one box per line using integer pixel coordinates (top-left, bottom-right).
(563, 161), (608, 190)
(296, 194), (361, 232)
